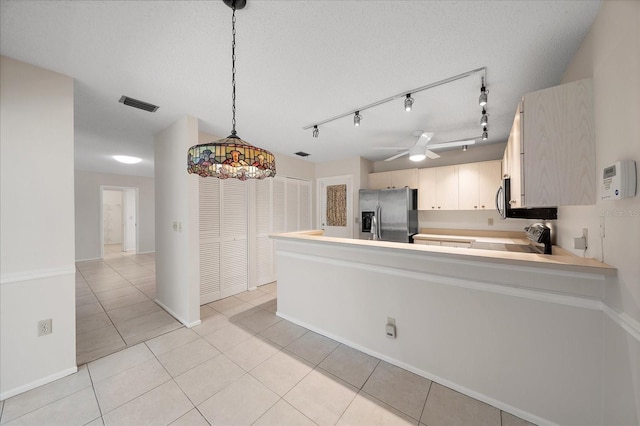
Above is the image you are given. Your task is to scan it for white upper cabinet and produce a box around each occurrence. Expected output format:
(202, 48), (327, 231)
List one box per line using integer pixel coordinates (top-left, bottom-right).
(507, 79), (595, 207)
(458, 160), (502, 210)
(418, 165), (458, 210)
(369, 169), (418, 189)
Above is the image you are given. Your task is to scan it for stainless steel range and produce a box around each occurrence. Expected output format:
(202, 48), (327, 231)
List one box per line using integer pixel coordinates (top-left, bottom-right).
(470, 223), (553, 255)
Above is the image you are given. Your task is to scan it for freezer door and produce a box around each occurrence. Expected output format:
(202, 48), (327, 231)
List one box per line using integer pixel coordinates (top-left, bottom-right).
(358, 190), (379, 239)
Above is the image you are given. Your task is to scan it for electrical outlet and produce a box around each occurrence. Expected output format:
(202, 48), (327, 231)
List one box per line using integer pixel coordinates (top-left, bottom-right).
(38, 319), (52, 336)
(386, 317), (396, 338)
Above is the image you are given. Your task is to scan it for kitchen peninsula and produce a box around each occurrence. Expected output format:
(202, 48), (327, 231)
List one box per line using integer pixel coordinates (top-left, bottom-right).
(271, 230), (615, 426)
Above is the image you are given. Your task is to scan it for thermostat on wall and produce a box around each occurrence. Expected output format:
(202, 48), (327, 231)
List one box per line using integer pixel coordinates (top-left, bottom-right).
(601, 160), (637, 200)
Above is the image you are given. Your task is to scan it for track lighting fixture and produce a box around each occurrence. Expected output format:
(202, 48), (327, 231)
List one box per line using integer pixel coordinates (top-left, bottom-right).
(312, 125), (319, 138)
(482, 127), (488, 141)
(462, 145), (468, 152)
(480, 108), (488, 126)
(404, 94), (414, 112)
(479, 77), (488, 106)
(302, 67), (486, 132)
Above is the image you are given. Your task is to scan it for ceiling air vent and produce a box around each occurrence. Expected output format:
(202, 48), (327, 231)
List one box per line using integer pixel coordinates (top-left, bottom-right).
(294, 151), (310, 157)
(118, 95), (159, 112)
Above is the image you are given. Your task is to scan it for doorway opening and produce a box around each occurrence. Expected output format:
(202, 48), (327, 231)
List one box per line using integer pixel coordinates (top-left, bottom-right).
(317, 175), (353, 238)
(100, 186), (138, 258)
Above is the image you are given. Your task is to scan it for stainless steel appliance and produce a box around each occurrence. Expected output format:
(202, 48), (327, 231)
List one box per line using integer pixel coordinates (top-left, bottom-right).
(470, 223), (553, 254)
(496, 178), (558, 220)
(359, 188), (418, 243)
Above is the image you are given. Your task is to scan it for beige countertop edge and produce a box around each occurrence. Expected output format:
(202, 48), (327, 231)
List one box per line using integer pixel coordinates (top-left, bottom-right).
(270, 230), (616, 276)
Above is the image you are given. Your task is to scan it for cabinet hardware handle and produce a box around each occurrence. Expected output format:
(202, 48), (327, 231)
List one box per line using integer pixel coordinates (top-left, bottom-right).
(438, 206), (441, 209)
(481, 205), (485, 208)
(474, 206), (477, 209)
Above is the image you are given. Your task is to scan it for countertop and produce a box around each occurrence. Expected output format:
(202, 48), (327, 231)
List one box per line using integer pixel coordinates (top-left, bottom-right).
(271, 230), (616, 276)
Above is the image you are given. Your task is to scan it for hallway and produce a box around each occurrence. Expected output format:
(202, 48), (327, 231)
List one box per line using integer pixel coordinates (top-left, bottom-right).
(75, 245), (181, 365)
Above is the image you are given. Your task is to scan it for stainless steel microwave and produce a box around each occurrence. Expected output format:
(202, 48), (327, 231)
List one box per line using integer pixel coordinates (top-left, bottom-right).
(496, 178), (558, 220)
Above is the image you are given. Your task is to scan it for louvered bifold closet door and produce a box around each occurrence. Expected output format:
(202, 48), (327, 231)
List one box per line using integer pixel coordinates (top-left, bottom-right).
(272, 177), (286, 234)
(271, 177), (286, 278)
(255, 178), (274, 286)
(199, 178), (222, 304)
(220, 179), (248, 298)
(298, 179), (311, 230)
(286, 179), (299, 232)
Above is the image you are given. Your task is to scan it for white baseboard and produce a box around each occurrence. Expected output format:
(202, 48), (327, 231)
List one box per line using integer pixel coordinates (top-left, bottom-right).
(276, 311), (555, 426)
(0, 366), (77, 401)
(154, 298), (200, 328)
(75, 256), (103, 263)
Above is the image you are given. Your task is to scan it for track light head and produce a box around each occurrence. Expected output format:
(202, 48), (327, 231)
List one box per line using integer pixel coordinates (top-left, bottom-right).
(312, 125), (319, 138)
(354, 111), (361, 126)
(479, 88), (488, 106)
(404, 94), (414, 112)
(480, 108), (488, 126)
(479, 76), (488, 106)
(482, 127), (488, 141)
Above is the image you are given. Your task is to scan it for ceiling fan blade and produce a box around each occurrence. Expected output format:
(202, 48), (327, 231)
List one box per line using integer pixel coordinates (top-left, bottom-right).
(372, 147), (408, 150)
(430, 139), (477, 150)
(424, 149), (440, 159)
(384, 151), (410, 161)
(415, 132), (435, 146)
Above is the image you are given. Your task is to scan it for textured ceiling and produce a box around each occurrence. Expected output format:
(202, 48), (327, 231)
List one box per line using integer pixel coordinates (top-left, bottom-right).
(0, 0), (600, 177)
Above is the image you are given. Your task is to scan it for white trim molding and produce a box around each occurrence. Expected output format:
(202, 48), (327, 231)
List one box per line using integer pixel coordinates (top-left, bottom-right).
(154, 298), (201, 329)
(0, 366), (77, 401)
(0, 266), (76, 285)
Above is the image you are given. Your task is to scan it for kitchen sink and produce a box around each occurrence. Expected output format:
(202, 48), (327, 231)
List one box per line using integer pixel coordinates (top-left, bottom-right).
(469, 241), (542, 254)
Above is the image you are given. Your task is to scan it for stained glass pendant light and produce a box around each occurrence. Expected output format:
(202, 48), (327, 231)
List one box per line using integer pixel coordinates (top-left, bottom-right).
(187, 0), (276, 180)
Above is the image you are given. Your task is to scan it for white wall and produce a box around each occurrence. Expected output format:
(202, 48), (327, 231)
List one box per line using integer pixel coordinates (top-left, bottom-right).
(74, 170), (155, 260)
(556, 2), (640, 423)
(0, 56), (77, 399)
(154, 116), (201, 327)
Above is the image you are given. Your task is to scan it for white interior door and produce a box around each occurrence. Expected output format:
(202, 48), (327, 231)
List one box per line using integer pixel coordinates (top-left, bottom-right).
(318, 175), (353, 238)
(103, 190), (123, 245)
(122, 188), (137, 252)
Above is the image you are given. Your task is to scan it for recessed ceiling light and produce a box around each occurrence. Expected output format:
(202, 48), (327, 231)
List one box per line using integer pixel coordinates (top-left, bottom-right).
(113, 155), (142, 164)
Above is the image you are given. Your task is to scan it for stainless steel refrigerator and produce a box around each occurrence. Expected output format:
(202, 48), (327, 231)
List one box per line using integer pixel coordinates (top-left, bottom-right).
(359, 188), (418, 242)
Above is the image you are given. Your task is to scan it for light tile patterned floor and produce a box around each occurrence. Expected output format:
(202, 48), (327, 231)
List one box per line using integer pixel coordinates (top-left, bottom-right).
(0, 248), (537, 426)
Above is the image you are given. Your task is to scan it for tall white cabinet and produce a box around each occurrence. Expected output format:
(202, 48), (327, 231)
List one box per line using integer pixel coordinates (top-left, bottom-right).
(199, 176), (311, 304)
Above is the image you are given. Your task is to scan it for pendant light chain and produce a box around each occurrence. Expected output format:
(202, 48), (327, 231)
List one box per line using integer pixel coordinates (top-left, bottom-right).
(230, 3), (237, 137)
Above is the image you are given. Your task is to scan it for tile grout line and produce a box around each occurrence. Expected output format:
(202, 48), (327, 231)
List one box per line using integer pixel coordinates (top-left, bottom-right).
(418, 379), (433, 425)
(86, 363), (105, 423)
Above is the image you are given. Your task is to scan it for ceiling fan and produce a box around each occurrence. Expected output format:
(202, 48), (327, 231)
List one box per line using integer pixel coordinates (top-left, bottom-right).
(373, 131), (476, 162)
